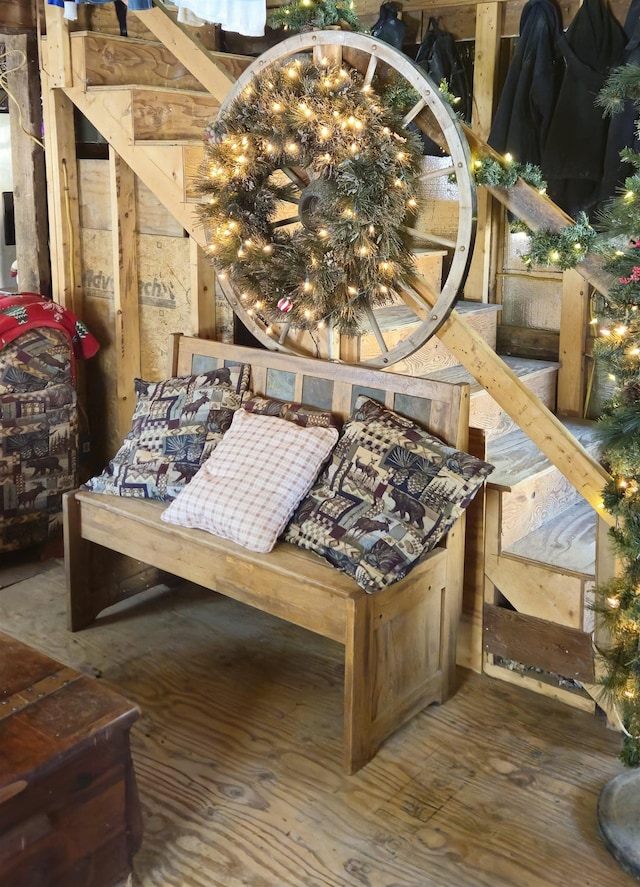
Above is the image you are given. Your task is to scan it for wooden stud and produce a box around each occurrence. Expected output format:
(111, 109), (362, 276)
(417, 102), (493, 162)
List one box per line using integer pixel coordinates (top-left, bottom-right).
(40, 66), (83, 313)
(109, 149), (141, 440)
(189, 237), (217, 338)
(42, 0), (73, 88)
(465, 2), (501, 303)
(558, 270), (588, 417)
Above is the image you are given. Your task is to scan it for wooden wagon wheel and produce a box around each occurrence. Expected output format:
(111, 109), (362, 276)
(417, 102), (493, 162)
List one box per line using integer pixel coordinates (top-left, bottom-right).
(210, 30), (476, 367)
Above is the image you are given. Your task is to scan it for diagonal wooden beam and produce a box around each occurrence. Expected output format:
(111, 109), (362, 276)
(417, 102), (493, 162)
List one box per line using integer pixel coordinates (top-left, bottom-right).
(407, 272), (614, 525)
(131, 2), (236, 102)
(63, 82), (203, 242)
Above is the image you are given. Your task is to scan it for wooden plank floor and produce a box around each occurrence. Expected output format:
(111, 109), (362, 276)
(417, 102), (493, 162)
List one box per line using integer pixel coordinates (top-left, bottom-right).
(0, 552), (635, 887)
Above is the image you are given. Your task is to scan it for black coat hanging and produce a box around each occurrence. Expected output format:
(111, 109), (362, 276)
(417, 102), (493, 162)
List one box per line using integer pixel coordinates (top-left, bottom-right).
(488, 0), (565, 169)
(542, 0), (626, 217)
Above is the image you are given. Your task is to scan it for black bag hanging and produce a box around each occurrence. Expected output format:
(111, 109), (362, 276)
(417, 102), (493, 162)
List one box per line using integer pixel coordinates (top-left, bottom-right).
(415, 18), (472, 125)
(114, 0), (128, 37)
(370, 3), (406, 51)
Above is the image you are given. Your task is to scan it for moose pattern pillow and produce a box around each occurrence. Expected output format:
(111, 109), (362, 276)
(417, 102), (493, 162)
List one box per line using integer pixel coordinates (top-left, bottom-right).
(84, 364), (250, 500)
(285, 396), (494, 592)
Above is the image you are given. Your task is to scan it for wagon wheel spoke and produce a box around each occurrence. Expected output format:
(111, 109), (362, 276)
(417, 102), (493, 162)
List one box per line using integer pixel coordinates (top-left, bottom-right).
(402, 226), (458, 250)
(362, 303), (389, 355)
(208, 31), (476, 367)
(272, 215), (301, 228)
(363, 53), (378, 88)
(419, 165), (456, 181)
(402, 98), (427, 127)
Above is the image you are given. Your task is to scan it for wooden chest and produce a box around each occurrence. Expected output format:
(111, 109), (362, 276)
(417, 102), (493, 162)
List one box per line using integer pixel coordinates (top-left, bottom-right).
(0, 631), (141, 886)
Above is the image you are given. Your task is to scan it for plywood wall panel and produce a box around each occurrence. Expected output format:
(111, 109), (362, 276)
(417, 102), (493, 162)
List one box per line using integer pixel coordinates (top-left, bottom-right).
(80, 228), (193, 462)
(78, 159), (184, 236)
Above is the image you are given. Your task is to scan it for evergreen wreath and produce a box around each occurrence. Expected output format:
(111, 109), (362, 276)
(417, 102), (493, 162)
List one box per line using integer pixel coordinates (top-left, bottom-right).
(197, 58), (424, 334)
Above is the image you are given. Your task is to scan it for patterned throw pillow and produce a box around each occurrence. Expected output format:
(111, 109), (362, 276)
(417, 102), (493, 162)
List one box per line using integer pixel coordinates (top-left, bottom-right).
(242, 395), (341, 429)
(161, 409), (339, 553)
(84, 364), (250, 500)
(285, 396), (494, 593)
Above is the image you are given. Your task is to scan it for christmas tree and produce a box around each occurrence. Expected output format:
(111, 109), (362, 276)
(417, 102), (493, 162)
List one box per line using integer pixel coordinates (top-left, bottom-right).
(592, 64), (640, 766)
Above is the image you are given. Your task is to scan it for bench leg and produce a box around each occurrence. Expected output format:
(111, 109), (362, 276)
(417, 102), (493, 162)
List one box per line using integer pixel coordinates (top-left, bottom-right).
(342, 559), (452, 774)
(63, 492), (171, 631)
(343, 598), (374, 775)
(64, 491), (100, 631)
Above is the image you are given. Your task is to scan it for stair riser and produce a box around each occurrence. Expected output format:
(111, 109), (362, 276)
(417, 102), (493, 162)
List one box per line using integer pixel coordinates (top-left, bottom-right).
(75, 32), (206, 90)
(362, 307), (499, 376)
(131, 89), (219, 143)
(471, 368), (557, 439)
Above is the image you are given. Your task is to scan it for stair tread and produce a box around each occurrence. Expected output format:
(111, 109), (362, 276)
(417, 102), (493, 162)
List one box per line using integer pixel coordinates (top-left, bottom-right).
(487, 419), (602, 490)
(371, 300), (502, 333)
(87, 84), (213, 98)
(503, 498), (596, 577)
(423, 355), (558, 395)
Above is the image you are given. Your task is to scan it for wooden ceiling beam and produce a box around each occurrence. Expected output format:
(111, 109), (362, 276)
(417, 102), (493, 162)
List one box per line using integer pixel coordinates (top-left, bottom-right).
(0, 1), (36, 32)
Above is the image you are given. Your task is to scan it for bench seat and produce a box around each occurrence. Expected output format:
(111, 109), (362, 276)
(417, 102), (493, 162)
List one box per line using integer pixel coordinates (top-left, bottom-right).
(64, 335), (471, 773)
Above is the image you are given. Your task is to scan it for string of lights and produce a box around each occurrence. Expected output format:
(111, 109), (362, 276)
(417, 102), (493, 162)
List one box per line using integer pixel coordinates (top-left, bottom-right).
(196, 57), (424, 336)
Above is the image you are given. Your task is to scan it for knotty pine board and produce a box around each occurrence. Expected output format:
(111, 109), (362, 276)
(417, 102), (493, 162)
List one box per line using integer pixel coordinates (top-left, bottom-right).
(0, 557), (632, 887)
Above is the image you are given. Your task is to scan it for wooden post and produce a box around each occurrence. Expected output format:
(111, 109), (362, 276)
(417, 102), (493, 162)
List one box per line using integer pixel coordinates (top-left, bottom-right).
(189, 237), (217, 338)
(464, 2), (501, 302)
(557, 269), (588, 416)
(4, 31), (50, 297)
(41, 0), (73, 88)
(109, 149), (141, 440)
(40, 64), (82, 313)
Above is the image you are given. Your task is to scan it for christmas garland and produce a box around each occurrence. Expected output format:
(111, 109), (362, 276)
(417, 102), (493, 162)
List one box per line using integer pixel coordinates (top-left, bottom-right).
(197, 58), (424, 334)
(472, 155), (599, 270)
(519, 212), (599, 271)
(473, 155), (547, 192)
(267, 0), (363, 32)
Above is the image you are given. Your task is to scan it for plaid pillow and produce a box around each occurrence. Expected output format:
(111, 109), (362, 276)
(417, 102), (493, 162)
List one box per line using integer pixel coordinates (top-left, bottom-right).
(84, 364), (250, 500)
(161, 409), (339, 552)
(285, 396), (494, 592)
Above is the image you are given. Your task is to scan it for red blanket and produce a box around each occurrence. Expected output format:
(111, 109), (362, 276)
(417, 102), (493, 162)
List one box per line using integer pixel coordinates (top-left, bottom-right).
(0, 293), (100, 360)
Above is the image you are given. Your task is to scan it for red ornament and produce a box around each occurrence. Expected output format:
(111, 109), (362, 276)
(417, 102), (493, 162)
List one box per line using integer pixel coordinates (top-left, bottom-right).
(277, 298), (293, 313)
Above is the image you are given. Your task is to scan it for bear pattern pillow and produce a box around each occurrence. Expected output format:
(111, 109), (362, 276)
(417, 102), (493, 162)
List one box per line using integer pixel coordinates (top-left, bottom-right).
(161, 408), (339, 552)
(285, 395), (494, 592)
(84, 363), (250, 500)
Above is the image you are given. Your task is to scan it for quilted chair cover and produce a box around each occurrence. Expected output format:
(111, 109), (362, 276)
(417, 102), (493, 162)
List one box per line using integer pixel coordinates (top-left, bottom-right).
(0, 326), (78, 551)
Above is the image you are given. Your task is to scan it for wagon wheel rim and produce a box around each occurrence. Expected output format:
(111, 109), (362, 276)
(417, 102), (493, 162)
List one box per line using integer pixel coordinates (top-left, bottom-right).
(210, 30), (477, 367)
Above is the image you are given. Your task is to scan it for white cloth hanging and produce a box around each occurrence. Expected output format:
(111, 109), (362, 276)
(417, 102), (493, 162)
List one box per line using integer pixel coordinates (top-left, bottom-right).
(175, 0), (266, 36)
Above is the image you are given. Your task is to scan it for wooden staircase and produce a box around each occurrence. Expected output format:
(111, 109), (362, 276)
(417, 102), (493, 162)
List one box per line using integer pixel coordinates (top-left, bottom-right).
(40, 3), (616, 711)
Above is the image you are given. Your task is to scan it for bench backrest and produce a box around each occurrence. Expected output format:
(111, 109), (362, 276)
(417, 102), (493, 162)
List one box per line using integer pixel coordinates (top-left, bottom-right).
(171, 334), (469, 452)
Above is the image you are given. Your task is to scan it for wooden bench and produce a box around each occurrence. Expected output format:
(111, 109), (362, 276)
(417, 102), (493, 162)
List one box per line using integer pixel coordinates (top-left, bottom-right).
(64, 335), (471, 774)
(0, 631), (141, 886)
